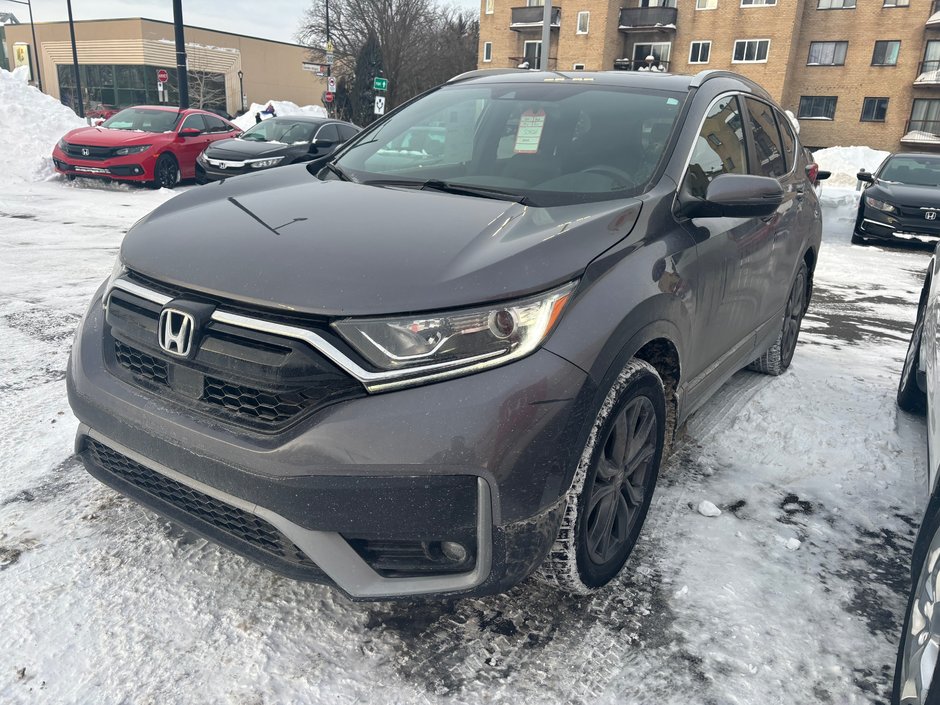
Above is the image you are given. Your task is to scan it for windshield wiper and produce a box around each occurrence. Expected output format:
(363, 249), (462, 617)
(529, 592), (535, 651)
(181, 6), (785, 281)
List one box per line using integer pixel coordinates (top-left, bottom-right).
(420, 180), (532, 205)
(363, 178), (532, 205)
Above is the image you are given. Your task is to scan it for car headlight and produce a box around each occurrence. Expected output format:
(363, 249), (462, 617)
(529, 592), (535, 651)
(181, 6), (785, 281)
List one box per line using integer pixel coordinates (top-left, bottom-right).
(332, 282), (577, 381)
(57, 138), (68, 150)
(114, 144), (152, 156)
(865, 196), (896, 214)
(102, 255), (127, 308)
(248, 157), (284, 169)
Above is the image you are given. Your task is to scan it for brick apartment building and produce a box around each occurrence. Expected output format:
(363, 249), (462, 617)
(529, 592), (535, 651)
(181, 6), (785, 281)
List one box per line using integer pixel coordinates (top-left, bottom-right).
(478, 0), (940, 151)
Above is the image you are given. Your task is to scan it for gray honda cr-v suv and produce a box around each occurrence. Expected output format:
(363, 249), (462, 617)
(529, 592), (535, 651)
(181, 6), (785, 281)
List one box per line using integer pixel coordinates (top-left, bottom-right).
(67, 69), (822, 599)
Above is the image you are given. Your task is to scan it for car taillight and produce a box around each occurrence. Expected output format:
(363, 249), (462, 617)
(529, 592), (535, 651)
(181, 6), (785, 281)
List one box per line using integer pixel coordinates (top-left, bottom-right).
(805, 163), (819, 183)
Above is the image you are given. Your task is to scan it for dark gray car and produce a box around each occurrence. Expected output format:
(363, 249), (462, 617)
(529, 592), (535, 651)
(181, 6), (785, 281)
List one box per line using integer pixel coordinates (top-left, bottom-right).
(67, 69), (822, 600)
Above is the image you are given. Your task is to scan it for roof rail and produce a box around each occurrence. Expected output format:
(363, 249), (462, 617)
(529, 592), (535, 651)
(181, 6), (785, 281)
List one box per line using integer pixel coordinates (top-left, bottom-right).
(689, 69), (772, 99)
(446, 68), (530, 84)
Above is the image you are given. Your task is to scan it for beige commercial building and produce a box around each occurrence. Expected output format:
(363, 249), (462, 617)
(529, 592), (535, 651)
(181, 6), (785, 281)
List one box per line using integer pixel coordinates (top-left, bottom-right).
(3, 18), (327, 117)
(478, 0), (940, 151)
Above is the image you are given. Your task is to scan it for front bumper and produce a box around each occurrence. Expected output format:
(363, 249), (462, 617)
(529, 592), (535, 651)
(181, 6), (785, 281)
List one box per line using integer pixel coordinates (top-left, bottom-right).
(68, 286), (593, 599)
(195, 159), (269, 183)
(857, 203), (940, 243)
(52, 147), (155, 182)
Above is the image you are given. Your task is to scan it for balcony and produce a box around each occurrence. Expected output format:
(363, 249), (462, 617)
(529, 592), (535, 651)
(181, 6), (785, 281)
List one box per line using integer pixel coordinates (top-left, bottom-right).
(509, 55), (558, 69)
(928, 0), (940, 28)
(915, 60), (940, 86)
(618, 6), (678, 32)
(509, 6), (561, 31)
(613, 58), (672, 72)
(901, 120), (940, 146)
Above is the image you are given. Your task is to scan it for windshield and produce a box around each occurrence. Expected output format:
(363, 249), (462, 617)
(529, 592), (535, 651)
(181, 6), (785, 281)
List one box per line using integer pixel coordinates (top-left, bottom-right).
(333, 82), (684, 206)
(241, 118), (318, 144)
(880, 156), (940, 187)
(101, 108), (182, 133)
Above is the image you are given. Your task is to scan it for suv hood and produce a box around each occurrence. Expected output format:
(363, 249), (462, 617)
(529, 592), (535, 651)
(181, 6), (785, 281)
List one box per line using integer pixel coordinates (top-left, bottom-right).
(64, 126), (166, 147)
(121, 165), (641, 316)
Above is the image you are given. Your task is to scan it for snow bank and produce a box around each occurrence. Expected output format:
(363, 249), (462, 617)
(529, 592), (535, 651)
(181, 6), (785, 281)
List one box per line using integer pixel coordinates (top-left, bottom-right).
(232, 100), (328, 131)
(812, 145), (890, 187)
(0, 67), (85, 185)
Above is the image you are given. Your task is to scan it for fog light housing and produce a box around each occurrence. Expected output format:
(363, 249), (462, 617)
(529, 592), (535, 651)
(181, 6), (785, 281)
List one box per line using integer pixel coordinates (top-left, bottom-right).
(441, 541), (468, 563)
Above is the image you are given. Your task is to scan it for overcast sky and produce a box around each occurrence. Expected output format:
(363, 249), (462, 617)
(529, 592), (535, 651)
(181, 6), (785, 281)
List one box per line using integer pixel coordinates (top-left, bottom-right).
(12, 0), (479, 45)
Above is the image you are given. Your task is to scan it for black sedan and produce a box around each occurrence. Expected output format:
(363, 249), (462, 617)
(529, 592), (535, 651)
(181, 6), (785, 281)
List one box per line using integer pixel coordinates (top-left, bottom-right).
(196, 116), (359, 183)
(854, 152), (940, 246)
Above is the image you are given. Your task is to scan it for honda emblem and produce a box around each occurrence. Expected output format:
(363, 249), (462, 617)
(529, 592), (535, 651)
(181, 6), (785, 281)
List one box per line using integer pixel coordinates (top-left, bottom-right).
(926, 211), (937, 221)
(158, 308), (196, 357)
(81, 148), (90, 157)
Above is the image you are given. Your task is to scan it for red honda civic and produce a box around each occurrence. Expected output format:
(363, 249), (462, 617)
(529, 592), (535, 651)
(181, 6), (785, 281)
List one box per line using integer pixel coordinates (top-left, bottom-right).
(53, 105), (241, 188)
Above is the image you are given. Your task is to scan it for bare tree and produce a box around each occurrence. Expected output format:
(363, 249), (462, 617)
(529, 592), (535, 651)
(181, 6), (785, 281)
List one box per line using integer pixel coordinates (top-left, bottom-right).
(186, 53), (228, 111)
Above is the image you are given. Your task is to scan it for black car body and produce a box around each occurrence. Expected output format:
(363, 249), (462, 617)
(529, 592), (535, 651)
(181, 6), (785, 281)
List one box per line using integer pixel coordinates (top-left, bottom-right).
(854, 152), (940, 245)
(196, 116), (359, 183)
(68, 69), (822, 600)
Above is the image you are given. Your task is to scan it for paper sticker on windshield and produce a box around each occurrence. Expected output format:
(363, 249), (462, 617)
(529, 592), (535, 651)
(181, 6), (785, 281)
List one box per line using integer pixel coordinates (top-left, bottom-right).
(514, 110), (546, 154)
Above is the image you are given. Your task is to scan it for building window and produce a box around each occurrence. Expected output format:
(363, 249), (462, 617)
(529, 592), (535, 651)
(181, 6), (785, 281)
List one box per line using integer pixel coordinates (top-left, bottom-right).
(883, 0), (909, 6)
(483, 42), (493, 62)
(526, 0), (544, 6)
(807, 41), (848, 65)
(872, 40), (901, 66)
(577, 11), (590, 34)
(798, 95), (838, 120)
(732, 39), (770, 63)
(860, 97), (889, 122)
(485, 0), (494, 13)
(632, 42), (671, 70)
(689, 41), (711, 64)
(741, 0), (776, 6)
(696, 0), (718, 8)
(817, 0), (855, 8)
(523, 40), (542, 68)
(572, 63), (585, 70)
(911, 99), (940, 133)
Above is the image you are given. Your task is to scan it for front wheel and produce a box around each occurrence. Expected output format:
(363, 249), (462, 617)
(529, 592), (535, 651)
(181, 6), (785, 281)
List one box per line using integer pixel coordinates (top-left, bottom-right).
(899, 279), (929, 414)
(749, 260), (809, 376)
(540, 358), (666, 594)
(151, 154), (180, 189)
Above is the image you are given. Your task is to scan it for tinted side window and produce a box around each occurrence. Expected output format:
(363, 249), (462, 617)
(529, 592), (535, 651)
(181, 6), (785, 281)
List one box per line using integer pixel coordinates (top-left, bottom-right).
(775, 109), (796, 172)
(181, 114), (207, 132)
(684, 95), (748, 199)
(744, 98), (786, 178)
(338, 124), (359, 141)
(204, 115), (228, 133)
(316, 124), (340, 143)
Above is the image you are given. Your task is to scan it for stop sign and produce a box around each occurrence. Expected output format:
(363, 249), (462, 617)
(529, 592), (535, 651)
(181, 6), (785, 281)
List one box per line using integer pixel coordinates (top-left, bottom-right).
(324, 91), (334, 103)
(157, 69), (169, 83)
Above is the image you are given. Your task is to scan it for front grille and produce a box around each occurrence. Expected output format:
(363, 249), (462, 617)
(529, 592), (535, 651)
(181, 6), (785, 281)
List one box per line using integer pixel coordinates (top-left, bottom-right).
(63, 143), (113, 161)
(202, 376), (311, 424)
(114, 339), (169, 387)
(85, 439), (319, 570)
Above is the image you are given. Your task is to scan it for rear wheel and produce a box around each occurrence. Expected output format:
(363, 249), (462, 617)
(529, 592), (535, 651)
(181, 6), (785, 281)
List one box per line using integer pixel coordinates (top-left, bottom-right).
(152, 154), (180, 189)
(749, 260), (808, 376)
(898, 278), (929, 414)
(540, 359), (665, 594)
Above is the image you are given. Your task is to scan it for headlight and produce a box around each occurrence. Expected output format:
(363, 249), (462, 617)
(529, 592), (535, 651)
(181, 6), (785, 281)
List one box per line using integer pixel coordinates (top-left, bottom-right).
(332, 282), (577, 380)
(248, 157), (284, 169)
(113, 144), (152, 156)
(57, 138), (68, 150)
(865, 196), (896, 213)
(103, 255), (127, 307)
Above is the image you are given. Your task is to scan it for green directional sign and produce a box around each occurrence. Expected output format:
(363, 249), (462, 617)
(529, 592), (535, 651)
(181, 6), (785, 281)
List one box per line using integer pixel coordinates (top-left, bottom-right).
(373, 77), (388, 92)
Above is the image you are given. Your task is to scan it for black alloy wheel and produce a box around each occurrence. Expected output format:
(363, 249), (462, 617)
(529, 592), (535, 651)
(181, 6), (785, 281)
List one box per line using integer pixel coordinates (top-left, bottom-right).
(153, 154), (179, 189)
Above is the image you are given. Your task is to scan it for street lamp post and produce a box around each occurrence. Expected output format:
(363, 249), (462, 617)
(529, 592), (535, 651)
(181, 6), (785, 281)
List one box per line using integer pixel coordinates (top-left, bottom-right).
(5, 0), (43, 91)
(65, 0), (83, 117)
(237, 69), (245, 111)
(173, 0), (189, 109)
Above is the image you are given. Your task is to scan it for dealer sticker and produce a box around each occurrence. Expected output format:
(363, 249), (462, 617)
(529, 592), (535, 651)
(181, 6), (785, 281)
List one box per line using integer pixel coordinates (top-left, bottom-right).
(514, 109), (546, 154)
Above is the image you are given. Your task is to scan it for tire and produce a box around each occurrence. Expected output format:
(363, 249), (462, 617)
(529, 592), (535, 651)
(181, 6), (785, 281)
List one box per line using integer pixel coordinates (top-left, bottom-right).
(749, 260), (809, 376)
(540, 359), (666, 594)
(898, 284), (928, 414)
(151, 154), (180, 189)
(893, 501), (940, 705)
(852, 232), (867, 245)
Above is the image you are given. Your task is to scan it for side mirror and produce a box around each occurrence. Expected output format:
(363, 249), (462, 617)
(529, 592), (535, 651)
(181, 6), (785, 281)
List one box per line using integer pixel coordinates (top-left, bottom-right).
(180, 127), (202, 138)
(681, 174), (784, 219)
(312, 138), (335, 149)
(816, 170), (831, 181)
(857, 170), (873, 183)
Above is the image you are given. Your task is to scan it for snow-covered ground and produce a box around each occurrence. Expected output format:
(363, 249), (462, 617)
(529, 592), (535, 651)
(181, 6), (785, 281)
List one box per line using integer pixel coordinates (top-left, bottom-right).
(0, 131), (932, 702)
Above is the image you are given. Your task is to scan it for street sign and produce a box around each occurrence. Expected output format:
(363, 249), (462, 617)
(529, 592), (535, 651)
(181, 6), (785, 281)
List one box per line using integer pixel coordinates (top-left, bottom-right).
(326, 40), (334, 53)
(157, 69), (169, 83)
(373, 77), (388, 92)
(374, 96), (385, 116)
(327, 76), (336, 93)
(325, 92), (335, 103)
(325, 52), (335, 66)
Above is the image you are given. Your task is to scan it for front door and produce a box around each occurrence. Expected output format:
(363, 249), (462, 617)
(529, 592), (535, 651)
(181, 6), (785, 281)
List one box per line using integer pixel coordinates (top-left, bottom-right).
(176, 114), (211, 178)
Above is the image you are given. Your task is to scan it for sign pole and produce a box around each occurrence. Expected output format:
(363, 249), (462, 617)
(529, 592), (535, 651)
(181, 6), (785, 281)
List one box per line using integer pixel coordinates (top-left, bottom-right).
(325, 0), (332, 117)
(173, 0), (189, 109)
(540, 0), (552, 70)
(65, 0), (83, 117)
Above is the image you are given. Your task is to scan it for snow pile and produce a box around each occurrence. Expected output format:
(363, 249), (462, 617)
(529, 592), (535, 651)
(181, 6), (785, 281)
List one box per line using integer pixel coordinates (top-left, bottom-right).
(232, 100), (328, 131)
(0, 67), (85, 185)
(812, 145), (890, 187)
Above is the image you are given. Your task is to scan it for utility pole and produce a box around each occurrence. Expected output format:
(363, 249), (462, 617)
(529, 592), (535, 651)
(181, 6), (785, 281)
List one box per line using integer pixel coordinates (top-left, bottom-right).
(5, 0), (42, 90)
(539, 0), (551, 70)
(173, 0), (189, 109)
(65, 0), (82, 117)
(325, 0), (331, 118)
